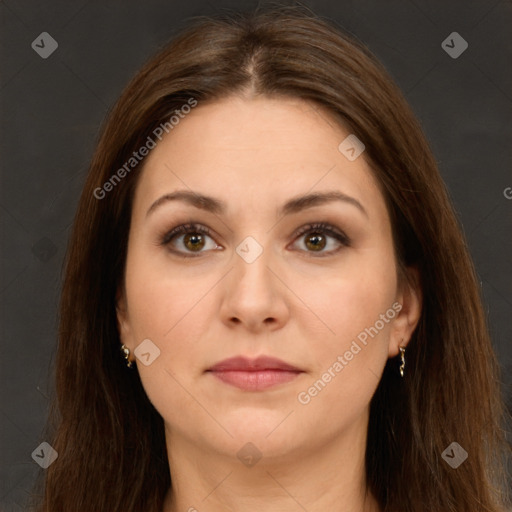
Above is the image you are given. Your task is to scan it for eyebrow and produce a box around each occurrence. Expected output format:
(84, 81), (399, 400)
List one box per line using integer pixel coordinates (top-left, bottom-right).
(146, 189), (368, 219)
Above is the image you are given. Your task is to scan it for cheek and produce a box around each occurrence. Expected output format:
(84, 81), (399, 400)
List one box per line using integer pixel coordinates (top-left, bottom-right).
(290, 249), (397, 416)
(124, 243), (206, 337)
(123, 256), (212, 419)
(294, 250), (396, 343)
(294, 273), (394, 424)
(123, 252), (222, 397)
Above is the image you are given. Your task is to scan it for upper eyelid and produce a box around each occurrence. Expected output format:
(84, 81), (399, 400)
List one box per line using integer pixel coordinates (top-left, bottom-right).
(292, 222), (348, 237)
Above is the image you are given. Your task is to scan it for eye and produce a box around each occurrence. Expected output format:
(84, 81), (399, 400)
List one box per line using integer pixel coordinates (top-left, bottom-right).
(159, 221), (351, 258)
(159, 223), (220, 258)
(290, 222), (351, 257)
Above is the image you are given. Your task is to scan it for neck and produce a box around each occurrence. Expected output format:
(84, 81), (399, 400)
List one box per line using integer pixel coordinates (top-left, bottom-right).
(162, 419), (381, 512)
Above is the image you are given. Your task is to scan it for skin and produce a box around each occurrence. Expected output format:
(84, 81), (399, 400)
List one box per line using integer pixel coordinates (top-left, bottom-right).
(116, 94), (422, 512)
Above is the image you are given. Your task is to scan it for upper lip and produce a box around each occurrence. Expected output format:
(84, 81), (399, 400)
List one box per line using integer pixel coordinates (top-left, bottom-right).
(207, 355), (302, 372)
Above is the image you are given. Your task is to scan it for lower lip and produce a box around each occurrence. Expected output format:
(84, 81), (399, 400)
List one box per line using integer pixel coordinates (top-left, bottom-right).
(208, 370), (302, 391)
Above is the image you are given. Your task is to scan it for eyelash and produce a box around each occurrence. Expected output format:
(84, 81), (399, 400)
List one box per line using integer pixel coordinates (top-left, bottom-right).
(159, 222), (351, 258)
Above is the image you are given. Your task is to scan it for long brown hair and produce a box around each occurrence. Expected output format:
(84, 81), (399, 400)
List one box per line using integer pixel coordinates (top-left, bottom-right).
(30, 3), (511, 511)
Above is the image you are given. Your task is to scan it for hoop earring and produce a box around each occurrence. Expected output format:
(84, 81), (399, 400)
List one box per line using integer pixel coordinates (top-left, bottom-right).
(120, 344), (134, 369)
(399, 345), (406, 378)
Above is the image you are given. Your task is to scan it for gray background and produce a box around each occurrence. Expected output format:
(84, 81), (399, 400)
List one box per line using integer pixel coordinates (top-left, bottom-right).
(1, 0), (511, 510)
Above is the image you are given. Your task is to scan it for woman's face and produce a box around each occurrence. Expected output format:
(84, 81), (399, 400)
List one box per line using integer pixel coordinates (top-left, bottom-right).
(117, 95), (420, 461)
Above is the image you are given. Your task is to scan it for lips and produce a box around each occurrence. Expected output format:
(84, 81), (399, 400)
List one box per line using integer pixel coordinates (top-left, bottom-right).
(207, 355), (302, 372)
(206, 355), (303, 391)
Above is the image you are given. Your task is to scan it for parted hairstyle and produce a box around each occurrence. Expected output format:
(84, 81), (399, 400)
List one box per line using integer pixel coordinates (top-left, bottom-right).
(31, 3), (511, 511)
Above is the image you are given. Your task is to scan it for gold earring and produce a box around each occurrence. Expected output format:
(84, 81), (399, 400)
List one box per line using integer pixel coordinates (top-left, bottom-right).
(120, 344), (134, 369)
(399, 345), (406, 378)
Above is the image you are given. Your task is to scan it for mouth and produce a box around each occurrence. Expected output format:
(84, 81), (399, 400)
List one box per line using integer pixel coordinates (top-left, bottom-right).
(206, 355), (304, 391)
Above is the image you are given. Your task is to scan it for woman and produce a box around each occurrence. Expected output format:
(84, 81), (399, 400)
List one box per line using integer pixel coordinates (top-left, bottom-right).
(31, 3), (511, 511)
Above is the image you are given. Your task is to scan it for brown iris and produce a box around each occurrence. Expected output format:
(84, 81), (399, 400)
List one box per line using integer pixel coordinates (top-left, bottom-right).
(183, 233), (205, 252)
(305, 233), (326, 251)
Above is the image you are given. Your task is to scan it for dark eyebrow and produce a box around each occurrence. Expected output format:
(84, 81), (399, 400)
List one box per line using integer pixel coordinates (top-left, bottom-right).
(146, 189), (368, 219)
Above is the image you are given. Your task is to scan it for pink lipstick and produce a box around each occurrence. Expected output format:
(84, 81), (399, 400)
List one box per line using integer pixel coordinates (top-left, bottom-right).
(206, 355), (303, 391)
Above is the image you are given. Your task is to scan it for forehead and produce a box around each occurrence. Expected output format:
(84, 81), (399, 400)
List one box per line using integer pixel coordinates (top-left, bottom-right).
(132, 95), (386, 224)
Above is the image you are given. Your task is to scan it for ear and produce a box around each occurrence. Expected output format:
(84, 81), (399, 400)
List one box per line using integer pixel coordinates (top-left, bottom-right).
(388, 265), (422, 357)
(116, 285), (133, 350)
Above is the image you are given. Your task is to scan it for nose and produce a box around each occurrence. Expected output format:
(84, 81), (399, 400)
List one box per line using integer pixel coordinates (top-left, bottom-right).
(219, 238), (290, 333)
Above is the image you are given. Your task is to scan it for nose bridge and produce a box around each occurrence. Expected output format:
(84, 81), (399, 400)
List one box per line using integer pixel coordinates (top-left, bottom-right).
(222, 192), (286, 289)
(232, 232), (274, 292)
